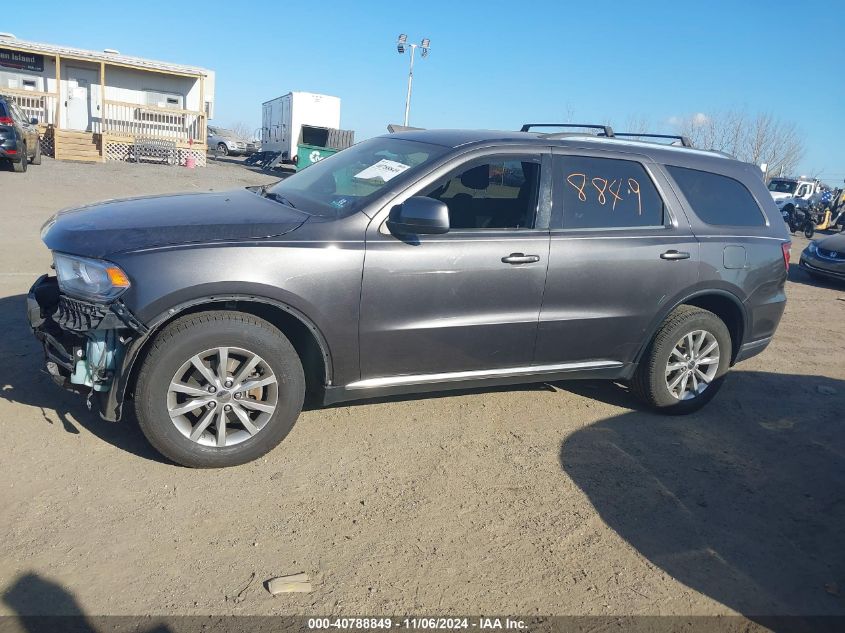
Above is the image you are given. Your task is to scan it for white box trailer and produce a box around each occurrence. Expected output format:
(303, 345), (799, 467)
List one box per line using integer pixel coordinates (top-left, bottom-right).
(261, 92), (341, 160)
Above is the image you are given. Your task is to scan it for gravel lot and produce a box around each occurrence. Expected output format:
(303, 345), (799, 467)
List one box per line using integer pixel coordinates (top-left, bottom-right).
(1, 158), (843, 622)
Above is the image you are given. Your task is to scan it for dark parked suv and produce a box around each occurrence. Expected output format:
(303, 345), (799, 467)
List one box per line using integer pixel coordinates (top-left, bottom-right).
(0, 93), (41, 173)
(28, 125), (790, 467)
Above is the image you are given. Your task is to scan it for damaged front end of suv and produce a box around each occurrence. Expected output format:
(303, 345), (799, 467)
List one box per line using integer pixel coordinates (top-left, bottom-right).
(27, 253), (148, 419)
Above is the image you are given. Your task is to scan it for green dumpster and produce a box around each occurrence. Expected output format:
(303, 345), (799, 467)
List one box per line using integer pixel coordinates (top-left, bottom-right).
(296, 144), (339, 170)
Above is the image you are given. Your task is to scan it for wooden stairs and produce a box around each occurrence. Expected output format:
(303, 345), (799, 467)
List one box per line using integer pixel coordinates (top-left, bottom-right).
(54, 129), (102, 163)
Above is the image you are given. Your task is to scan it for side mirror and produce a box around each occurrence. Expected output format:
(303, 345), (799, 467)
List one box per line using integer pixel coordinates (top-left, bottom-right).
(387, 196), (450, 236)
(30, 117), (38, 125)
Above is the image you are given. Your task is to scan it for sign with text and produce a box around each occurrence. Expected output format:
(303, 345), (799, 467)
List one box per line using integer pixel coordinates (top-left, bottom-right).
(0, 47), (45, 73)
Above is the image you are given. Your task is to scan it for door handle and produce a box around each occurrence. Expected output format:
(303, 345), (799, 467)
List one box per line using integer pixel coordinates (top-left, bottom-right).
(502, 253), (540, 264)
(660, 250), (690, 260)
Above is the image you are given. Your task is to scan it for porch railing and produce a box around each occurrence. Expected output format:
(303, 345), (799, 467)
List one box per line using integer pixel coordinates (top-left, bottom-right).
(103, 100), (206, 143)
(3, 89), (58, 127)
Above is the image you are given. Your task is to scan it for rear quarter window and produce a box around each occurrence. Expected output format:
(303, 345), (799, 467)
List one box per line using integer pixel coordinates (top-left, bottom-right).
(0, 100), (8, 118)
(666, 165), (766, 227)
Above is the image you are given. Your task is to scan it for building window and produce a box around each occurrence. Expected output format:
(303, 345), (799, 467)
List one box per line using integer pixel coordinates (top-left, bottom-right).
(144, 90), (183, 109)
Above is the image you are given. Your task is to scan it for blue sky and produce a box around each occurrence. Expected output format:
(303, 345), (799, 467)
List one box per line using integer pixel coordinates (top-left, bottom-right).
(6, 0), (845, 180)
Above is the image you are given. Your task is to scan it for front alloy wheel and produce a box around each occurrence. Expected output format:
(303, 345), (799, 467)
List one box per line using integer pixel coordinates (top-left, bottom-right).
(167, 347), (279, 447)
(135, 311), (305, 468)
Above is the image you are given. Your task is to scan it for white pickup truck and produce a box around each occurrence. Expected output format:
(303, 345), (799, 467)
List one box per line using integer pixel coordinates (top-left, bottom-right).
(767, 177), (820, 218)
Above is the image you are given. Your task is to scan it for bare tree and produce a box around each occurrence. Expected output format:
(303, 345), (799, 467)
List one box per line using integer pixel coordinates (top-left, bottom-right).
(673, 110), (804, 176)
(227, 121), (256, 141)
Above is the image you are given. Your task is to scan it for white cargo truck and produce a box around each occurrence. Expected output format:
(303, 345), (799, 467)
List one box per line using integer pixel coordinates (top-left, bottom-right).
(261, 92), (341, 161)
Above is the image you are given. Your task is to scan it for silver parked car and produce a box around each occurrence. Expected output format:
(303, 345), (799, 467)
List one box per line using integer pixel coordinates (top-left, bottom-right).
(206, 126), (258, 156)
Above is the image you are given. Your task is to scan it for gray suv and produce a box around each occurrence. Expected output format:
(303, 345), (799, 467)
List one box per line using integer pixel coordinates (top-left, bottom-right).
(27, 125), (790, 467)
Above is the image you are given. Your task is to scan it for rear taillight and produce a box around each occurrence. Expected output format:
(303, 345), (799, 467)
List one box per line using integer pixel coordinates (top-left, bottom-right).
(782, 242), (791, 270)
(0, 116), (12, 125)
(4, 149), (16, 155)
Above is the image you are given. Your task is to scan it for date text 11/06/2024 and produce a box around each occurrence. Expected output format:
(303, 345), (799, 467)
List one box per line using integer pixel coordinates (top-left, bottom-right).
(307, 617), (528, 630)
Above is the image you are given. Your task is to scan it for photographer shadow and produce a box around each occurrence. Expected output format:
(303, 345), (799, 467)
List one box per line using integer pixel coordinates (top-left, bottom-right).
(560, 370), (845, 623)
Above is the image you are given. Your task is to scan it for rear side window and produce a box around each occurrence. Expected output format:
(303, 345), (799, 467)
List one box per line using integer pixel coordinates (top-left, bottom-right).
(0, 100), (7, 118)
(557, 156), (664, 229)
(666, 165), (765, 227)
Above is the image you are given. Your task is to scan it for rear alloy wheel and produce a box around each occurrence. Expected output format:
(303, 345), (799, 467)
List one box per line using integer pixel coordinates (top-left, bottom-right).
(663, 330), (720, 401)
(135, 311), (305, 467)
(631, 305), (731, 414)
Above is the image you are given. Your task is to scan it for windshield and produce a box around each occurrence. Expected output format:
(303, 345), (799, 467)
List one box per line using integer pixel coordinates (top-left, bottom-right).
(768, 180), (797, 194)
(266, 137), (449, 217)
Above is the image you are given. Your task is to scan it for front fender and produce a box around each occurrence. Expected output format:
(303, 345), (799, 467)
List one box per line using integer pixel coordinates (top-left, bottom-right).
(99, 291), (335, 422)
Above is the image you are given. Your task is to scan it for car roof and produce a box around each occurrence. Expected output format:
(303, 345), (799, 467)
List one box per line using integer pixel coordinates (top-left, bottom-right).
(385, 128), (739, 168)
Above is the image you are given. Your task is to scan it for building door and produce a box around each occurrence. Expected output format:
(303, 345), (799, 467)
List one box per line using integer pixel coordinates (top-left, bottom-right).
(64, 68), (98, 131)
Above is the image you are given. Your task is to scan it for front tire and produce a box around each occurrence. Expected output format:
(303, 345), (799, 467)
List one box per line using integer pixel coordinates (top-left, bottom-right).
(31, 138), (41, 165)
(784, 206), (796, 232)
(631, 305), (732, 414)
(135, 311), (305, 468)
(217, 142), (229, 156)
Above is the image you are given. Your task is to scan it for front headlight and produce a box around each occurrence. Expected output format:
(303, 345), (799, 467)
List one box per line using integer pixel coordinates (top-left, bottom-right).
(53, 252), (131, 302)
(775, 199), (785, 205)
(807, 242), (818, 255)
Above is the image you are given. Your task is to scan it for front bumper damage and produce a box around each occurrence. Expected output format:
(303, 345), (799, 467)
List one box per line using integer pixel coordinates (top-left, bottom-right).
(27, 274), (148, 420)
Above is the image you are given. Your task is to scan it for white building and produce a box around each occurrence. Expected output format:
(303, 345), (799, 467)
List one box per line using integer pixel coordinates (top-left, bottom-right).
(0, 34), (215, 164)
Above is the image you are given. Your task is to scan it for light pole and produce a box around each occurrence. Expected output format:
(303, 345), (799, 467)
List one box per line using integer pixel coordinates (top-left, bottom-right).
(396, 34), (430, 127)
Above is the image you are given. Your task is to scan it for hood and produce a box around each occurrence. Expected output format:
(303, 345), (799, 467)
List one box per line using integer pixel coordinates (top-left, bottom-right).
(42, 189), (308, 258)
(770, 191), (792, 201)
(815, 232), (845, 252)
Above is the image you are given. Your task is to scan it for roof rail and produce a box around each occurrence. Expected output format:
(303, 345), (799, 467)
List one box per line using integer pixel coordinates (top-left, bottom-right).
(612, 132), (694, 148)
(521, 123), (614, 137)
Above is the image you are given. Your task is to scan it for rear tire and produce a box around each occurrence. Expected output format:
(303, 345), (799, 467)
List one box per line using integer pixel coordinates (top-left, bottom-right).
(803, 222), (815, 239)
(30, 139), (41, 165)
(12, 145), (26, 173)
(631, 305), (732, 414)
(135, 311), (305, 468)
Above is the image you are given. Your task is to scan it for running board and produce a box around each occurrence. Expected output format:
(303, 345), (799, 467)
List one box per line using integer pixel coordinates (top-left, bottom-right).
(322, 360), (629, 406)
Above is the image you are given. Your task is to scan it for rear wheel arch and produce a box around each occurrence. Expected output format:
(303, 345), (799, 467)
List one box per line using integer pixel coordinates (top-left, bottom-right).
(636, 290), (747, 366)
(120, 297), (332, 417)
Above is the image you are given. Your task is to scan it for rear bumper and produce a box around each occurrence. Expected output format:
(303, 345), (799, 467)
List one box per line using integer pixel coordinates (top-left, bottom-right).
(0, 146), (22, 161)
(734, 336), (773, 363)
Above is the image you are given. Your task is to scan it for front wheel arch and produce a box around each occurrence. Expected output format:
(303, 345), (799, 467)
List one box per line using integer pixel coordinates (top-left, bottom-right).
(111, 297), (333, 421)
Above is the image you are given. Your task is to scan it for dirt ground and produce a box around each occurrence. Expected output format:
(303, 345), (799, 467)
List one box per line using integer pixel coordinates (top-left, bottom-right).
(1, 157), (843, 621)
